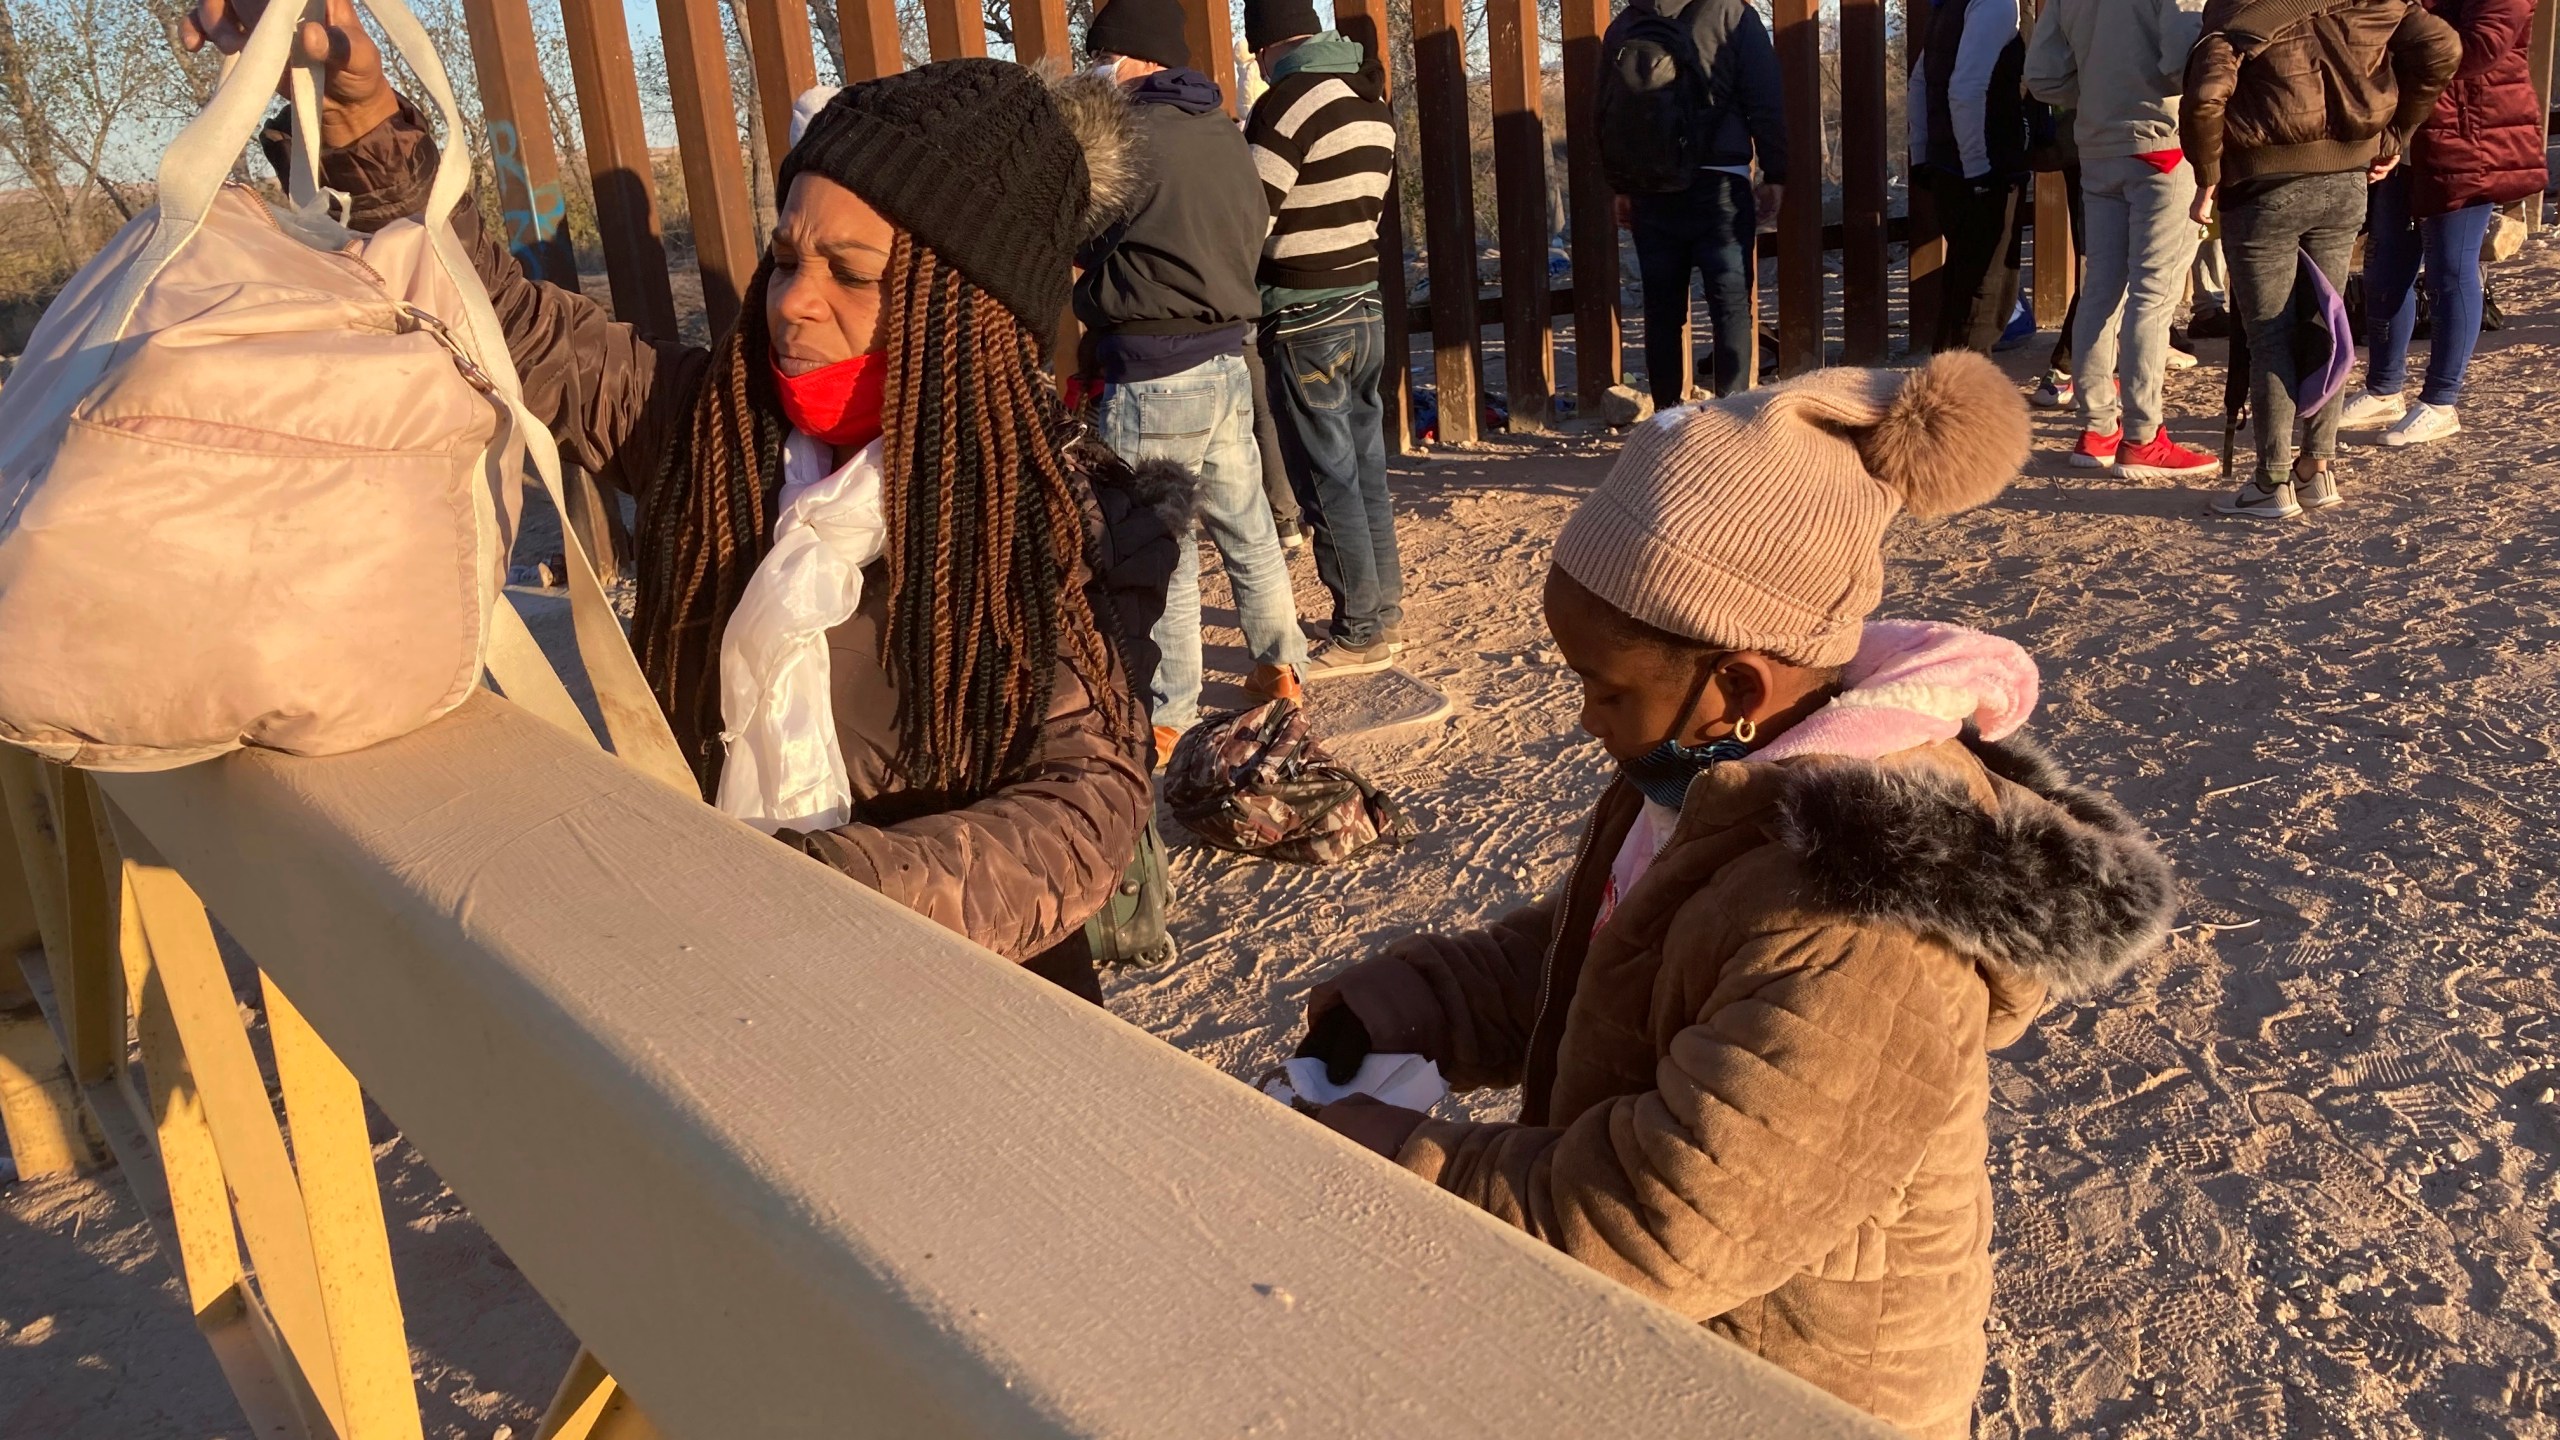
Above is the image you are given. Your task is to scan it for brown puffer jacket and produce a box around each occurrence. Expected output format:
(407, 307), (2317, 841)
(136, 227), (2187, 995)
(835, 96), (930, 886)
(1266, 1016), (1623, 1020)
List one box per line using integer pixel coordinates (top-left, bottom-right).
(318, 105), (1153, 963)
(2182, 0), (2461, 188)
(1318, 734), (2174, 1438)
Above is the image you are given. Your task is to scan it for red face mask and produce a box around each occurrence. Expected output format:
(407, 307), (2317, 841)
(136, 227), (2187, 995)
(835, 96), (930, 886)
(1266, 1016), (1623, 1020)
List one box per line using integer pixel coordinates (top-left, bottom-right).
(770, 350), (886, 449)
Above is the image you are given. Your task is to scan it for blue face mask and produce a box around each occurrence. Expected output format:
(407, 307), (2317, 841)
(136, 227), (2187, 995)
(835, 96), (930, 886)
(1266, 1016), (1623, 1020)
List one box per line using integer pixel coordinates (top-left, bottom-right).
(1619, 734), (1752, 809)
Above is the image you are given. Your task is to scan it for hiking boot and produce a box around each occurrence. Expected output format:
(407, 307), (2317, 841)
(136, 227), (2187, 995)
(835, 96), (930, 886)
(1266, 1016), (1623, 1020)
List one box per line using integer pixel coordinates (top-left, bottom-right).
(2071, 428), (2123, 469)
(2212, 476), (2302, 519)
(2185, 305), (2232, 340)
(2296, 464), (2342, 510)
(2030, 370), (2076, 408)
(2383, 400), (2460, 448)
(1245, 664), (1303, 704)
(2340, 389), (2408, 430)
(1302, 638), (1395, 679)
(2116, 430), (2219, 479)
(1153, 724), (1180, 770)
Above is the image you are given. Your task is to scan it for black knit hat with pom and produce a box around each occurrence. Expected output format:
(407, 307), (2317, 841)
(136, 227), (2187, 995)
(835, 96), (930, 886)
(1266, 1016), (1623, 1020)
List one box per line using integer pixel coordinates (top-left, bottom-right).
(777, 59), (1137, 345)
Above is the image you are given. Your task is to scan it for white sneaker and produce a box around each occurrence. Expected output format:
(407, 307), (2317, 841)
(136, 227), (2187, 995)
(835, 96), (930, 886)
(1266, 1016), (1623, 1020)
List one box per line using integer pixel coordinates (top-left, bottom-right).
(2382, 401), (2460, 448)
(2029, 371), (2075, 408)
(2340, 389), (2408, 430)
(2165, 344), (2199, 371)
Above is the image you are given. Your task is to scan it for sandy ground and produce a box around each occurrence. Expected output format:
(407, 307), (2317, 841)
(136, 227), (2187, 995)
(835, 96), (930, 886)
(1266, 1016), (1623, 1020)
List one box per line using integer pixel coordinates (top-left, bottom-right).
(9, 238), (2560, 1437)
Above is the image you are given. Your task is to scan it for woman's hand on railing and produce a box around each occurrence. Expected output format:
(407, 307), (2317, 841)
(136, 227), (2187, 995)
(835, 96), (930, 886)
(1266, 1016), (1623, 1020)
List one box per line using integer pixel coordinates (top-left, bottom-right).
(181, 0), (400, 149)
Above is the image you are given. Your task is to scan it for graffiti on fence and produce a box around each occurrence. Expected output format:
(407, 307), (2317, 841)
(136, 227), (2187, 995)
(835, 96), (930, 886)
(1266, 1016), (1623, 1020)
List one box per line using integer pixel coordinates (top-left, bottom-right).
(489, 120), (568, 276)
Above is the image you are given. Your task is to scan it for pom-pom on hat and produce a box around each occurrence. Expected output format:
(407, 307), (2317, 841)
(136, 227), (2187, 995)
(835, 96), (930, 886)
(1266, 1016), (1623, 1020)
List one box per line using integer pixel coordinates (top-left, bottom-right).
(777, 60), (1138, 349)
(1550, 352), (2030, 668)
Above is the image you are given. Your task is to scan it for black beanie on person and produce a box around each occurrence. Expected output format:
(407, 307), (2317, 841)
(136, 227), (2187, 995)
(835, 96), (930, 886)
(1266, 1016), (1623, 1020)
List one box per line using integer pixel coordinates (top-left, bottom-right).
(776, 59), (1139, 350)
(1243, 0), (1325, 52)
(1086, 0), (1193, 69)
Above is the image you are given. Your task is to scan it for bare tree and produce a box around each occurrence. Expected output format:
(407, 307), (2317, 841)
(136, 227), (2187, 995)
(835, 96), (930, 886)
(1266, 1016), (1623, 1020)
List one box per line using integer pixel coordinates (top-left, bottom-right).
(0, 0), (178, 260)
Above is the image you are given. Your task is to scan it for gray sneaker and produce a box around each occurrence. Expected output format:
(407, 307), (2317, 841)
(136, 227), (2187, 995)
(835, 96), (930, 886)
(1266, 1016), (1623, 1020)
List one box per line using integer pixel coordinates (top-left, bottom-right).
(2212, 476), (2302, 520)
(2296, 466), (2341, 510)
(1303, 638), (1396, 679)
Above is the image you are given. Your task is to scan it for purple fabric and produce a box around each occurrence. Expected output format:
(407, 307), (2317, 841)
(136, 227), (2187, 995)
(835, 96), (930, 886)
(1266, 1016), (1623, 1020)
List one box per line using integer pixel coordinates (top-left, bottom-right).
(2293, 248), (2355, 417)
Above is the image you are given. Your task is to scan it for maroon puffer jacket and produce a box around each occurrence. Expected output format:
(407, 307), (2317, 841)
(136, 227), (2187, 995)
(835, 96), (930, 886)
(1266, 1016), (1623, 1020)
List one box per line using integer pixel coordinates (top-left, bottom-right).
(2409, 0), (2549, 217)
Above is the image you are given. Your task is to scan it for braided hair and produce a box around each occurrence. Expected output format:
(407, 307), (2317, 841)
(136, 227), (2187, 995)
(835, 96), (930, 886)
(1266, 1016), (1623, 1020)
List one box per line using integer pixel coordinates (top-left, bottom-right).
(630, 240), (1142, 807)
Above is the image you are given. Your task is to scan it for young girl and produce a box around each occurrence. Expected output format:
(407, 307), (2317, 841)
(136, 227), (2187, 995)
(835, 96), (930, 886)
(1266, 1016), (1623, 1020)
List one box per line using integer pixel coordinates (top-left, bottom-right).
(193, 0), (1159, 1000)
(1295, 353), (2175, 1437)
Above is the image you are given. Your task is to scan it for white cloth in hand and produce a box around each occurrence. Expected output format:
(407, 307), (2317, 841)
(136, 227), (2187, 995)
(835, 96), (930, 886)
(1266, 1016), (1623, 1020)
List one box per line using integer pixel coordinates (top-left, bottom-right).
(1262, 1053), (1449, 1112)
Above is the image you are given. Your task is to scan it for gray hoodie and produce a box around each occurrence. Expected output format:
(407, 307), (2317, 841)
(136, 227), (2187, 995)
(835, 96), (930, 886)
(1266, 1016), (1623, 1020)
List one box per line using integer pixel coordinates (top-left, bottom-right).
(2023, 0), (2206, 161)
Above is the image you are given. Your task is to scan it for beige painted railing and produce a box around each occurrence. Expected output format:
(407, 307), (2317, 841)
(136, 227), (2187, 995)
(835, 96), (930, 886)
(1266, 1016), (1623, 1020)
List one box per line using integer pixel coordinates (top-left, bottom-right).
(4, 694), (1891, 1438)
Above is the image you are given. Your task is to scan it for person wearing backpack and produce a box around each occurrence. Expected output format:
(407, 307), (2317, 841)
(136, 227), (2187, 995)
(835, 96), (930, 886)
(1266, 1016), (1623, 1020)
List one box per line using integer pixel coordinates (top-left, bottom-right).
(1598, 0), (1788, 407)
(2024, 0), (2219, 479)
(1290, 353), (2171, 1438)
(2183, 0), (2458, 518)
(188, 3), (1162, 1002)
(1911, 0), (2030, 355)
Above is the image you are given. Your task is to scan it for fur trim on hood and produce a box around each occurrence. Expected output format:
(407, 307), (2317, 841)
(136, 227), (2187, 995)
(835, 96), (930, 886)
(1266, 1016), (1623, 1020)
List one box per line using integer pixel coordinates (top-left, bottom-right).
(1772, 732), (2175, 995)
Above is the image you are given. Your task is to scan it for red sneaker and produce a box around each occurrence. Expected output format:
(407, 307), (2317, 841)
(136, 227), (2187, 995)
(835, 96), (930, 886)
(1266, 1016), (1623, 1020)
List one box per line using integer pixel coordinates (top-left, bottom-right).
(2116, 430), (2219, 478)
(2070, 428), (2122, 468)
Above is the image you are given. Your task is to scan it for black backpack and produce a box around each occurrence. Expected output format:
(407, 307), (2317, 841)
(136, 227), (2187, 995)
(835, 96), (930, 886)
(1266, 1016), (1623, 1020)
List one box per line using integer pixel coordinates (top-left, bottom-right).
(1596, 0), (1718, 195)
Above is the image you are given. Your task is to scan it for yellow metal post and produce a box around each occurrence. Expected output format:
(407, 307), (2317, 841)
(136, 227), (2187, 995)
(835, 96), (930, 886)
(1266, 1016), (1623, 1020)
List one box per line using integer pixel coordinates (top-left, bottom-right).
(120, 840), (352, 1434)
(263, 974), (426, 1440)
(0, 982), (92, 1177)
(539, 1350), (666, 1440)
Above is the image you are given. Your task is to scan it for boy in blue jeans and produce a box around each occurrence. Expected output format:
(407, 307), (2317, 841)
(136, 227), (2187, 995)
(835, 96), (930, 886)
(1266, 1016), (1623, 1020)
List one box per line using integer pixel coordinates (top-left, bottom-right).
(1246, 0), (1405, 677)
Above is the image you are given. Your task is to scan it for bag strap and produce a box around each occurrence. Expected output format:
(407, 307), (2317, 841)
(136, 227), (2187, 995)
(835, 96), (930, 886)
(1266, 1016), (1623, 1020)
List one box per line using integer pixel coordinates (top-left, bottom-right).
(479, 371), (700, 797)
(158, 0), (471, 233)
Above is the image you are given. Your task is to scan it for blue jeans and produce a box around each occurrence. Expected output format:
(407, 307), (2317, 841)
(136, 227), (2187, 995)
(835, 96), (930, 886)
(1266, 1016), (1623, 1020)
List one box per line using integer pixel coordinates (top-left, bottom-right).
(2070, 154), (2198, 442)
(1631, 172), (1755, 404)
(1260, 296), (1401, 650)
(1101, 353), (1306, 732)
(2363, 170), (2493, 407)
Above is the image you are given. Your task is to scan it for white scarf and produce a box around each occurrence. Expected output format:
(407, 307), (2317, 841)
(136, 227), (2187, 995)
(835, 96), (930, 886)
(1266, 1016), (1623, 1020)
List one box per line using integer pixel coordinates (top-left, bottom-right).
(714, 429), (888, 833)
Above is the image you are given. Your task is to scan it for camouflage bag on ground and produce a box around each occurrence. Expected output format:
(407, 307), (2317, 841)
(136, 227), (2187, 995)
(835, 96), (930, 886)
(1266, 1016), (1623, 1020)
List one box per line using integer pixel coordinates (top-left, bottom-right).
(1163, 699), (1408, 864)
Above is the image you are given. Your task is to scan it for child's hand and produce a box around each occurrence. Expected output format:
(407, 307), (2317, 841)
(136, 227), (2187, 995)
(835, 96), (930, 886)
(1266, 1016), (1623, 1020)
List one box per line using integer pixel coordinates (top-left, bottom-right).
(1313, 1095), (1428, 1159)
(1295, 1002), (1373, 1085)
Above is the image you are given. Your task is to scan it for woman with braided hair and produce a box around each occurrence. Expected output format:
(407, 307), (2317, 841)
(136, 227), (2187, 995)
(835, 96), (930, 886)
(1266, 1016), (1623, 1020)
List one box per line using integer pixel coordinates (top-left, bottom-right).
(191, 0), (1166, 1001)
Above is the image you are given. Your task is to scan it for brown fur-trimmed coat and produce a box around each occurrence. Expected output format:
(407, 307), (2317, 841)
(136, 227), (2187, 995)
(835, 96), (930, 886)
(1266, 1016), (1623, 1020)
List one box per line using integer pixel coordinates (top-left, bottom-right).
(1319, 733), (2173, 1437)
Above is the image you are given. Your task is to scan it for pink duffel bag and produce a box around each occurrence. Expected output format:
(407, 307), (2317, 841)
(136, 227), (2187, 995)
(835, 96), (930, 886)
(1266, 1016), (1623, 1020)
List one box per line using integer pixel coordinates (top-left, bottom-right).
(0, 0), (687, 789)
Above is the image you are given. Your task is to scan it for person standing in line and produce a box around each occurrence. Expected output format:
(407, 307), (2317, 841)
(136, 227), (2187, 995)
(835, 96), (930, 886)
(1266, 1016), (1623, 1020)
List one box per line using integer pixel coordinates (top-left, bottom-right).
(1613, 0), (1789, 408)
(2184, 0), (2457, 519)
(1243, 0), (1406, 678)
(2025, 0), (2219, 479)
(1077, 0), (1308, 757)
(1912, 0), (2029, 354)
(2340, 0), (2546, 448)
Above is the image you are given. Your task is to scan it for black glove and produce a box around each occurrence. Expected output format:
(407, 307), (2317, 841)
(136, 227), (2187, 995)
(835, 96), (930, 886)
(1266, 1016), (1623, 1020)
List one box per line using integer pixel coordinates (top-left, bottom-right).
(1295, 1003), (1374, 1086)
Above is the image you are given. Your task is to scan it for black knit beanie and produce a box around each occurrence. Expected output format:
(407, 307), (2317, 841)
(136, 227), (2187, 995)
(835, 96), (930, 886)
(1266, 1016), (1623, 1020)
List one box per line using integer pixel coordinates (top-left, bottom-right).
(1244, 0), (1325, 53)
(776, 59), (1138, 348)
(1086, 0), (1192, 69)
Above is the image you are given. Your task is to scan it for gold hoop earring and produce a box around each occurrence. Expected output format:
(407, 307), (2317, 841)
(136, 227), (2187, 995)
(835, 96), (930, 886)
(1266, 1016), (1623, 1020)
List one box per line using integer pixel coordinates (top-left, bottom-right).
(1733, 717), (1758, 745)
